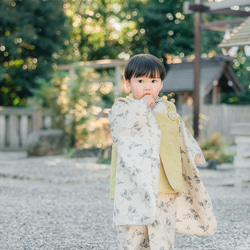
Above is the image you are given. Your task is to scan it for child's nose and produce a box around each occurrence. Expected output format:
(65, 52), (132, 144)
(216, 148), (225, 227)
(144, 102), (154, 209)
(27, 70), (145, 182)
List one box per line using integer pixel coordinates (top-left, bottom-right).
(144, 81), (151, 89)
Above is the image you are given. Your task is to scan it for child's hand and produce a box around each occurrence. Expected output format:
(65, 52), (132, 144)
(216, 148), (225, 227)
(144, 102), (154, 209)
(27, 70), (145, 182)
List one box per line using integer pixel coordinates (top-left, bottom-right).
(144, 95), (155, 107)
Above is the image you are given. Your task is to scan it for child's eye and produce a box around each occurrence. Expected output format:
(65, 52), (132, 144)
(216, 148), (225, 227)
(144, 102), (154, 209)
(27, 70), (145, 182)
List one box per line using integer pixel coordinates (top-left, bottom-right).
(152, 80), (158, 83)
(138, 80), (144, 84)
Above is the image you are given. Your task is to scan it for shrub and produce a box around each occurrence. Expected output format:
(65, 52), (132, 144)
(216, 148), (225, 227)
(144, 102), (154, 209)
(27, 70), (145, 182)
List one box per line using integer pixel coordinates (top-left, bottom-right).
(201, 132), (235, 163)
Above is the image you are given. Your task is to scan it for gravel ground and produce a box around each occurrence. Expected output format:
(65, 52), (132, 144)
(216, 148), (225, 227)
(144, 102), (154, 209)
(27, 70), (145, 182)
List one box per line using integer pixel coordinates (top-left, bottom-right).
(0, 152), (249, 250)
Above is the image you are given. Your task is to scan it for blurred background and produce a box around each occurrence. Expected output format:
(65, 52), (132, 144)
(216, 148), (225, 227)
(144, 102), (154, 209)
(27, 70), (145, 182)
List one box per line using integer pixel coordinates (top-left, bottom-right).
(0, 0), (250, 165)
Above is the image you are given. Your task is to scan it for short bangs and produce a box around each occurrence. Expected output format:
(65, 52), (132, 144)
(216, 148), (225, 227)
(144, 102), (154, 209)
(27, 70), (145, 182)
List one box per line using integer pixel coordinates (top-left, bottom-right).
(124, 54), (166, 81)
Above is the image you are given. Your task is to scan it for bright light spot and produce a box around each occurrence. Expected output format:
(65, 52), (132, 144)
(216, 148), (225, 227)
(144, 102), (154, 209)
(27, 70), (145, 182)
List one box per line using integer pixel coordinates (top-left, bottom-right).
(86, 17), (92, 24)
(14, 38), (22, 44)
(186, 96), (193, 106)
(111, 32), (119, 39)
(166, 13), (173, 20)
(63, 3), (70, 9)
(112, 3), (121, 12)
(109, 18), (122, 31)
(140, 29), (145, 34)
(61, 84), (68, 90)
(79, 99), (87, 107)
(132, 11), (137, 16)
(91, 106), (102, 115)
(176, 12), (182, 18)
(231, 5), (240, 11)
(79, 86), (85, 92)
(168, 30), (174, 36)
(0, 46), (6, 51)
(118, 52), (130, 60)
(234, 62), (240, 67)
(139, 17), (144, 23)
(100, 82), (113, 95)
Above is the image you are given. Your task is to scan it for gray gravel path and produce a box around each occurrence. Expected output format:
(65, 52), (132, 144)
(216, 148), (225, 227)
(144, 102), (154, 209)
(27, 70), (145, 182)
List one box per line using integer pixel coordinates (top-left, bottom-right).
(0, 152), (249, 250)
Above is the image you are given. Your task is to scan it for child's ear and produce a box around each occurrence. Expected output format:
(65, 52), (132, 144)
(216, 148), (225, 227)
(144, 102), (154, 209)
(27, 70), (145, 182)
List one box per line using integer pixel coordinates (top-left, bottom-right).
(160, 81), (163, 90)
(125, 80), (131, 90)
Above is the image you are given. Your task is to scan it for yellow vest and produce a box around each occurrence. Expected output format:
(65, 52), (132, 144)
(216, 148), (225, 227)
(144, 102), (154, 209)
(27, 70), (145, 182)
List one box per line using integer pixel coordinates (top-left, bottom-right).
(110, 98), (182, 199)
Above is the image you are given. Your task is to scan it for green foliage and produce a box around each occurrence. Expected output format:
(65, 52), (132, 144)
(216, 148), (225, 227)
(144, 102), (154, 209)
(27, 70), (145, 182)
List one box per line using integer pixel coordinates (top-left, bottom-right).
(201, 13), (228, 54)
(0, 0), (71, 106)
(201, 133), (235, 163)
(32, 67), (114, 147)
(1, 0), (249, 108)
(221, 51), (250, 105)
(61, 0), (134, 62)
(122, 0), (194, 65)
(62, 0), (196, 65)
(32, 70), (93, 146)
(99, 157), (111, 165)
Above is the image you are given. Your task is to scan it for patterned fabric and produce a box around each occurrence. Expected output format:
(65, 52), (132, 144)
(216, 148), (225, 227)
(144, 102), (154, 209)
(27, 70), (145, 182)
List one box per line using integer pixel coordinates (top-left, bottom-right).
(116, 194), (177, 250)
(109, 95), (217, 235)
(109, 98), (161, 226)
(175, 116), (217, 236)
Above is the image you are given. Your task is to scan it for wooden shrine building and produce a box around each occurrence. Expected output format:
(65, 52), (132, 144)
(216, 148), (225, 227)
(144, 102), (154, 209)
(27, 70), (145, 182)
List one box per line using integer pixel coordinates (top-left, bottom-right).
(161, 55), (244, 109)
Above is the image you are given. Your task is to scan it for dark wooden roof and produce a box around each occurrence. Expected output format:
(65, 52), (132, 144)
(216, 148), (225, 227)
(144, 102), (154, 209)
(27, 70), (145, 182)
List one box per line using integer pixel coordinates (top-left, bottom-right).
(162, 56), (244, 96)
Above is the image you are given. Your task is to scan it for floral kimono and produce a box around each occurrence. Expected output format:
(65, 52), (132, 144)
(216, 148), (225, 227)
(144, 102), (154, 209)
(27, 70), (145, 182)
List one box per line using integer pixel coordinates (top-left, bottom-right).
(109, 95), (217, 236)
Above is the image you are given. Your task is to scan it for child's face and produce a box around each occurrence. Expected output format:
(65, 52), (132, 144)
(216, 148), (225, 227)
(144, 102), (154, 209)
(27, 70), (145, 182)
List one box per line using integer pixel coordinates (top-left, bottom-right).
(126, 75), (163, 101)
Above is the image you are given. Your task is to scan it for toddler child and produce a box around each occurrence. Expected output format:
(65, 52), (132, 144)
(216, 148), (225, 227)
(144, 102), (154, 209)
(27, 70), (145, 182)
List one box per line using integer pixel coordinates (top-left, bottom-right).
(109, 54), (217, 250)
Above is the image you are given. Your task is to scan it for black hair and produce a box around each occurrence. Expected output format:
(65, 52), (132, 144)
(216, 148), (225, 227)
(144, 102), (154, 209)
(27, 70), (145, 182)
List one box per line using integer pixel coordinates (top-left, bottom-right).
(124, 54), (166, 81)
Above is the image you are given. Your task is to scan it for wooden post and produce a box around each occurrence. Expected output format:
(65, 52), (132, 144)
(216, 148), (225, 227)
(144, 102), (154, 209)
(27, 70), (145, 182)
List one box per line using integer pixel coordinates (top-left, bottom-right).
(69, 66), (75, 84)
(10, 115), (19, 148)
(115, 66), (122, 97)
(0, 116), (6, 149)
(194, 0), (202, 139)
(20, 115), (29, 147)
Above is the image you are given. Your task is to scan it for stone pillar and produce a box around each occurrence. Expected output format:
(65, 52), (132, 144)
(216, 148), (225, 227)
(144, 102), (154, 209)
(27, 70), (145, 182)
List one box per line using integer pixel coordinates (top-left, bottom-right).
(231, 123), (250, 168)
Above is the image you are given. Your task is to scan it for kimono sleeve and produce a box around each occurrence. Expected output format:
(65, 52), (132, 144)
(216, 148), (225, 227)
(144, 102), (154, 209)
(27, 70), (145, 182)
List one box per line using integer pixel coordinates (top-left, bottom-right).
(178, 115), (206, 166)
(176, 114), (217, 236)
(108, 98), (149, 151)
(108, 98), (162, 226)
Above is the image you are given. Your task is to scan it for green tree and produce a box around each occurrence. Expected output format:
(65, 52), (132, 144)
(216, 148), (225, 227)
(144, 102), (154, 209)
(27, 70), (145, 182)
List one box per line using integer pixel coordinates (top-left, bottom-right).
(121, 0), (195, 65)
(0, 0), (71, 106)
(61, 0), (136, 62)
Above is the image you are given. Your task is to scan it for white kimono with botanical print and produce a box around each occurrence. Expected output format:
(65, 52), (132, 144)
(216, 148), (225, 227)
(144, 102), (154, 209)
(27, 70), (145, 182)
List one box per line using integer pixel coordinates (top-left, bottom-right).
(109, 96), (217, 236)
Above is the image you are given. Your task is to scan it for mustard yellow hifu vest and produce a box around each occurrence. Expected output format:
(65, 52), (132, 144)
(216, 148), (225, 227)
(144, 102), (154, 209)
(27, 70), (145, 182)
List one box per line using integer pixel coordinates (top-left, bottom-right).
(110, 98), (182, 200)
